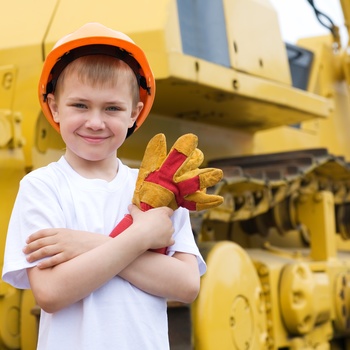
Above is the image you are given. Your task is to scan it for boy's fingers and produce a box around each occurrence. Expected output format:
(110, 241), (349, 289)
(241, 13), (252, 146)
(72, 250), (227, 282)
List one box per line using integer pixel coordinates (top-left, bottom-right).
(24, 235), (57, 253)
(37, 253), (65, 269)
(25, 244), (58, 261)
(26, 229), (58, 243)
(129, 204), (173, 217)
(158, 206), (174, 217)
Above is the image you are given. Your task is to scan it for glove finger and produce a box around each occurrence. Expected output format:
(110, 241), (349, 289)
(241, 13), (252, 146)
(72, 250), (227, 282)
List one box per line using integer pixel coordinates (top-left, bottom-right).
(139, 182), (178, 209)
(151, 134), (198, 182)
(170, 133), (198, 157)
(139, 133), (167, 174)
(176, 168), (223, 189)
(185, 191), (224, 211)
(176, 148), (204, 177)
(199, 168), (223, 189)
(133, 134), (167, 208)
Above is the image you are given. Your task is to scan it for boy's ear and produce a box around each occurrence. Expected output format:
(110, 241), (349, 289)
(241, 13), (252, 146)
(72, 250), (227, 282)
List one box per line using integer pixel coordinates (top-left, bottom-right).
(47, 93), (60, 123)
(130, 102), (144, 128)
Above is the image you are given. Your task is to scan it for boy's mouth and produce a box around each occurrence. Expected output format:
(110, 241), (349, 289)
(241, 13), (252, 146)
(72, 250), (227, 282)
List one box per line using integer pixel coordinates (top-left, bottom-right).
(78, 134), (109, 144)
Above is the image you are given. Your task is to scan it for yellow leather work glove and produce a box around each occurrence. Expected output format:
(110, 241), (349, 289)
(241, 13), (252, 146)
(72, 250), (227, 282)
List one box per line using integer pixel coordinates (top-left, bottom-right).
(110, 133), (223, 254)
(132, 133), (223, 211)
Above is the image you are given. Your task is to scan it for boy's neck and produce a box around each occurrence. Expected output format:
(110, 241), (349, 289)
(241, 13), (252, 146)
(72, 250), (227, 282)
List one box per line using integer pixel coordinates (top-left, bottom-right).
(64, 152), (119, 182)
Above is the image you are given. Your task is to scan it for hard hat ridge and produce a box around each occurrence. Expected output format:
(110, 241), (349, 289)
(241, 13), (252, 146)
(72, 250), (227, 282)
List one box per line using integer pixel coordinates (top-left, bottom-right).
(44, 44), (150, 99)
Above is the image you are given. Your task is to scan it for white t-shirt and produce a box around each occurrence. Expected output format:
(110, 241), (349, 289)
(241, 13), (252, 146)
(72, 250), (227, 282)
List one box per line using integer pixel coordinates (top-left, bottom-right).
(2, 156), (206, 350)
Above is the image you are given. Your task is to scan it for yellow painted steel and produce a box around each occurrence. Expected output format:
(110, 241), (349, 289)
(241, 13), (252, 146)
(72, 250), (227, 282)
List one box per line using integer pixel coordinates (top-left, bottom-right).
(0, 283), (21, 349)
(192, 242), (267, 350)
(20, 290), (38, 350)
(279, 262), (331, 335)
(2, 0), (350, 349)
(296, 192), (337, 261)
(223, 0), (291, 84)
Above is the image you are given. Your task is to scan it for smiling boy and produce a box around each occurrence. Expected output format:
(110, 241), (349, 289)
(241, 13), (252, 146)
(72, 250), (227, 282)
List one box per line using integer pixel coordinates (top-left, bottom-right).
(2, 22), (206, 350)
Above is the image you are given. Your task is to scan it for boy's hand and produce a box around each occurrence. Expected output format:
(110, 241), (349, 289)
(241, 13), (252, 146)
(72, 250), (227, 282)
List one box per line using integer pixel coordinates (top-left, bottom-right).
(23, 206), (174, 269)
(128, 205), (175, 250)
(23, 228), (109, 269)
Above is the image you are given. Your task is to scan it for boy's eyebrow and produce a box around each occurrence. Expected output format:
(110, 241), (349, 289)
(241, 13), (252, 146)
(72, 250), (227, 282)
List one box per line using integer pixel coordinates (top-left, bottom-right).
(66, 96), (128, 105)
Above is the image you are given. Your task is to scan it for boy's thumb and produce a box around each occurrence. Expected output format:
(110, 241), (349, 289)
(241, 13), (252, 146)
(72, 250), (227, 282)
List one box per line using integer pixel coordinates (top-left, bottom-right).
(128, 204), (140, 216)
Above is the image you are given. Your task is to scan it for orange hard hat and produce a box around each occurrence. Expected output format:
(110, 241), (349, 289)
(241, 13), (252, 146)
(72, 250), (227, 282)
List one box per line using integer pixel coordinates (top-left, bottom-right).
(38, 22), (155, 136)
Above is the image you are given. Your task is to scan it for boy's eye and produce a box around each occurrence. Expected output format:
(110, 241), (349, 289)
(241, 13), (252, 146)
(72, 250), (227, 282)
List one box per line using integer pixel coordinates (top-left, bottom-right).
(106, 106), (120, 112)
(73, 103), (87, 109)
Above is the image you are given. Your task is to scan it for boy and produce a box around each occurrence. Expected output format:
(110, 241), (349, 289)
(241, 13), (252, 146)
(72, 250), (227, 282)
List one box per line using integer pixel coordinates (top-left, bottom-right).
(2, 22), (206, 350)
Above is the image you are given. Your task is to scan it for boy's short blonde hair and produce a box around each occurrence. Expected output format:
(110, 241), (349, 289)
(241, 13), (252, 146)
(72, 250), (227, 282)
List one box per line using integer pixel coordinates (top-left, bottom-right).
(54, 55), (140, 108)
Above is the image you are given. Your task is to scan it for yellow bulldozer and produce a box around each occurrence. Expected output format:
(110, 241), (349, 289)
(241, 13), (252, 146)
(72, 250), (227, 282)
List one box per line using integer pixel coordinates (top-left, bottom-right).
(1, 0), (350, 349)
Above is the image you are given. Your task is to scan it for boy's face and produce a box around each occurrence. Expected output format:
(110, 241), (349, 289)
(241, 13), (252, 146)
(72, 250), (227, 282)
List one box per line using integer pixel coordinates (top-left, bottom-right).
(47, 70), (143, 164)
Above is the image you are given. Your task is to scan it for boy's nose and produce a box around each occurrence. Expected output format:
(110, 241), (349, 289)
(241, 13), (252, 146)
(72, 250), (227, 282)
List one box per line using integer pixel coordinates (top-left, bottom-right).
(85, 112), (105, 130)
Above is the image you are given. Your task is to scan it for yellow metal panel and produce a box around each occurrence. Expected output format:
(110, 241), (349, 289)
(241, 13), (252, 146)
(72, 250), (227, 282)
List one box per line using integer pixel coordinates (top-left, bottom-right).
(223, 0), (291, 85)
(0, 283), (21, 349)
(119, 113), (254, 164)
(340, 0), (350, 45)
(0, 153), (25, 262)
(296, 192), (337, 261)
(20, 290), (38, 350)
(42, 0), (181, 57)
(40, 0), (331, 133)
(42, 0), (183, 81)
(0, 0), (58, 49)
(152, 53), (331, 132)
(192, 242), (267, 349)
(0, 0), (58, 169)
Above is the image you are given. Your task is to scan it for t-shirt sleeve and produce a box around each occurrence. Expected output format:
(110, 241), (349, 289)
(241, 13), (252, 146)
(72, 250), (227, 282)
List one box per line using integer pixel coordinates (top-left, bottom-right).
(2, 175), (66, 289)
(167, 207), (207, 276)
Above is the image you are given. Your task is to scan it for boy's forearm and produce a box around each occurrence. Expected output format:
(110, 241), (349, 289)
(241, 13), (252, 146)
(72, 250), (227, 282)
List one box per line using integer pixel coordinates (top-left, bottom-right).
(25, 225), (200, 304)
(27, 229), (149, 313)
(24, 228), (112, 269)
(119, 251), (200, 303)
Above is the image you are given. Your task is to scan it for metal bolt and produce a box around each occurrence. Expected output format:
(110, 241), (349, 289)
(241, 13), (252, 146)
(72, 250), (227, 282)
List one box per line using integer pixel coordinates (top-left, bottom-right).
(2, 72), (13, 90)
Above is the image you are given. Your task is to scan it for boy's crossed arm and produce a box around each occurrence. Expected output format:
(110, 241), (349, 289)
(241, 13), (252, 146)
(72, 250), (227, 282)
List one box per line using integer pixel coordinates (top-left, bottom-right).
(25, 205), (200, 313)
